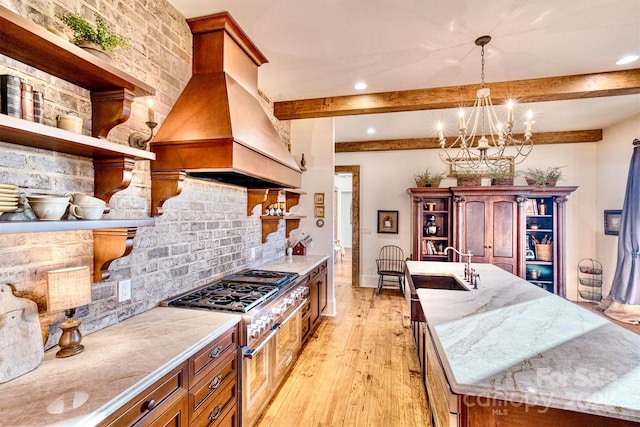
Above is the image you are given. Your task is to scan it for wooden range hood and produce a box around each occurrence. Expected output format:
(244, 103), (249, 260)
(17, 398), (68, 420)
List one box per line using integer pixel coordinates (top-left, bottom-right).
(150, 12), (301, 214)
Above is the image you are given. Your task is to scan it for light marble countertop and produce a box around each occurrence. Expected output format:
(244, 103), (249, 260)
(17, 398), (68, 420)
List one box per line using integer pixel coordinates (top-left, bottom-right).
(0, 307), (240, 427)
(258, 254), (329, 277)
(409, 261), (640, 423)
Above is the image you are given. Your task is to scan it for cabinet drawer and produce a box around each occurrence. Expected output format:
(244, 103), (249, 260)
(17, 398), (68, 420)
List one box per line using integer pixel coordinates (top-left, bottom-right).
(139, 392), (189, 427)
(190, 350), (238, 421)
(300, 300), (310, 318)
(190, 325), (238, 386)
(190, 378), (238, 427)
(308, 261), (327, 282)
(100, 361), (188, 427)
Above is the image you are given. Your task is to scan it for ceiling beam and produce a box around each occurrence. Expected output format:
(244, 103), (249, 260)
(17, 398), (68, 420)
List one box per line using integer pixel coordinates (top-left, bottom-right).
(335, 130), (602, 153)
(274, 69), (640, 120)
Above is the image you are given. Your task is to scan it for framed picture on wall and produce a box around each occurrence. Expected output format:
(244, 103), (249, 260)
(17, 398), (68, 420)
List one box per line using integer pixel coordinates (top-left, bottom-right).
(315, 206), (325, 218)
(314, 192), (325, 205)
(604, 210), (622, 235)
(377, 210), (398, 234)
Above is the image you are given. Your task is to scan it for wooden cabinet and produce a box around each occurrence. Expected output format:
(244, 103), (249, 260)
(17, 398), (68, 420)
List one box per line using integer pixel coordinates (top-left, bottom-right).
(0, 6), (157, 282)
(409, 186), (577, 296)
(301, 260), (328, 344)
(454, 193), (520, 275)
(408, 188), (453, 261)
(99, 323), (240, 427)
(99, 361), (189, 427)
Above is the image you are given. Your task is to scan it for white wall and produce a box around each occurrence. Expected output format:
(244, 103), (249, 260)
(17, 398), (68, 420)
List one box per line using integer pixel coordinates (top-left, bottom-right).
(596, 113), (640, 296)
(336, 143), (599, 297)
(290, 118), (337, 315)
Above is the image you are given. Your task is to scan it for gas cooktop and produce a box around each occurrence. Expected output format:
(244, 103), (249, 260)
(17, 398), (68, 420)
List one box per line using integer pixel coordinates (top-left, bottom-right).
(164, 269), (299, 313)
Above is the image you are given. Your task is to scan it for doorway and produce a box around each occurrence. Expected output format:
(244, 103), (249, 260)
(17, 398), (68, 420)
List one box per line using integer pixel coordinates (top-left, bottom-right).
(335, 165), (360, 286)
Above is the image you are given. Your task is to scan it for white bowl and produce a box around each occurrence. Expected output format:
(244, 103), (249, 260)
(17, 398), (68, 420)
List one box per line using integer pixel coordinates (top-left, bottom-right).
(28, 199), (70, 220)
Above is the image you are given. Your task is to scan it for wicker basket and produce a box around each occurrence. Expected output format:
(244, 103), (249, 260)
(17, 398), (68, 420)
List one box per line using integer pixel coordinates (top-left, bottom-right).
(535, 243), (553, 261)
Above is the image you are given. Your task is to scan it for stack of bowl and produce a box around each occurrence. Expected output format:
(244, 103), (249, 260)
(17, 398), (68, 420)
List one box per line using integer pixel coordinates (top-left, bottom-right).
(27, 194), (71, 220)
(69, 193), (106, 220)
(0, 184), (19, 216)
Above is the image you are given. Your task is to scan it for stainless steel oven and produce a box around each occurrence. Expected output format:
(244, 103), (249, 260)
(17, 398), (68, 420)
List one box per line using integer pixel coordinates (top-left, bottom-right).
(163, 269), (309, 427)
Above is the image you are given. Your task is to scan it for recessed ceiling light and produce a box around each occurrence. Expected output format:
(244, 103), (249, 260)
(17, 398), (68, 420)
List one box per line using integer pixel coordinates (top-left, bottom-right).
(354, 82), (367, 90)
(616, 55), (639, 65)
(366, 127), (376, 134)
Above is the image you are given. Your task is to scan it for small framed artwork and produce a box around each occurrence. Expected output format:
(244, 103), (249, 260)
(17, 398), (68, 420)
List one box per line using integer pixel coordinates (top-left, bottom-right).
(604, 210), (622, 235)
(314, 192), (325, 205)
(315, 206), (325, 218)
(377, 210), (399, 234)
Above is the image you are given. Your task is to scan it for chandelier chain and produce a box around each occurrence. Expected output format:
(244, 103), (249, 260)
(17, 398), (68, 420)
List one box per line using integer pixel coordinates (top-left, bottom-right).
(480, 44), (486, 88)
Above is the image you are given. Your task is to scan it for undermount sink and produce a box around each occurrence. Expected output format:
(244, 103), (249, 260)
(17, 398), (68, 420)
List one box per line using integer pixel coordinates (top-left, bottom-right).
(410, 274), (470, 291)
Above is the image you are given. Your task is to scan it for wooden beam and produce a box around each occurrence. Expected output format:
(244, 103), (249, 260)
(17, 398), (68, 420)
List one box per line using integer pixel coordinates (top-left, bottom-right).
(275, 69), (640, 120)
(335, 130), (603, 153)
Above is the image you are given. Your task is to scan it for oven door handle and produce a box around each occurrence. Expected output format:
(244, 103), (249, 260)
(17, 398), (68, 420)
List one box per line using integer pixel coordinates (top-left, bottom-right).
(241, 300), (305, 359)
(241, 327), (278, 359)
(272, 298), (306, 330)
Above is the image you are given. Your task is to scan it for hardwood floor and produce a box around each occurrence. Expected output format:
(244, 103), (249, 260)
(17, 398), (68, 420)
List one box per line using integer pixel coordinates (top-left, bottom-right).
(256, 250), (431, 427)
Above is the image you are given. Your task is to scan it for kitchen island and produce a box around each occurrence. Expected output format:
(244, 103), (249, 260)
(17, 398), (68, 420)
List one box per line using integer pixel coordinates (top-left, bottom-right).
(408, 261), (640, 427)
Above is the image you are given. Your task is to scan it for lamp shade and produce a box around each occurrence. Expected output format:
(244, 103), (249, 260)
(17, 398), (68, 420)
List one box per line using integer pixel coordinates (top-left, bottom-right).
(46, 266), (91, 312)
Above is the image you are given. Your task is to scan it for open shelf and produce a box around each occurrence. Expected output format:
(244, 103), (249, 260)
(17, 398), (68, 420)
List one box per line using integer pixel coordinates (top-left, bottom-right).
(0, 7), (154, 97)
(0, 5), (158, 282)
(248, 189), (306, 242)
(0, 218), (154, 234)
(0, 115), (155, 160)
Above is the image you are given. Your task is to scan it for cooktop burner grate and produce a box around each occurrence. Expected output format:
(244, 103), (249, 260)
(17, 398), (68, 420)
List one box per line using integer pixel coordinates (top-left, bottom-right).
(166, 281), (279, 313)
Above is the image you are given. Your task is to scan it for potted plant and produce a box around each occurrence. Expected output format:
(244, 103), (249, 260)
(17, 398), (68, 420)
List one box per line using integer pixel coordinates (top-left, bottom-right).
(452, 170), (483, 187)
(413, 168), (445, 187)
(57, 12), (129, 61)
(524, 166), (564, 187)
(488, 167), (518, 186)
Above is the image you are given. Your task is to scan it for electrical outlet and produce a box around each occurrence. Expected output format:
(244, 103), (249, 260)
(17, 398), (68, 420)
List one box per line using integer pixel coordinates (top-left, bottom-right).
(118, 279), (131, 302)
(251, 247), (256, 260)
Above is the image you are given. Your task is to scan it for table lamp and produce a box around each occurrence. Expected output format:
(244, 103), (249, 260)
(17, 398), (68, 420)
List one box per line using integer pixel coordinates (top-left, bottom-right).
(46, 266), (92, 358)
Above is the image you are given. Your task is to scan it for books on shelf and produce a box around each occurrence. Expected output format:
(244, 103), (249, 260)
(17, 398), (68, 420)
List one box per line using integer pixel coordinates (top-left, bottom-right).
(1, 74), (44, 123)
(0, 74), (21, 118)
(422, 239), (439, 255)
(20, 81), (34, 122)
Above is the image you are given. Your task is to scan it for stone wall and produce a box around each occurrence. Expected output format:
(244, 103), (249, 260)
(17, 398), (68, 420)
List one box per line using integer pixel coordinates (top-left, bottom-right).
(0, 0), (290, 349)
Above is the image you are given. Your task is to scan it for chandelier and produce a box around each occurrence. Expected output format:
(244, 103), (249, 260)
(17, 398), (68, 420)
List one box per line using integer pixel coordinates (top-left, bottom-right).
(438, 35), (533, 172)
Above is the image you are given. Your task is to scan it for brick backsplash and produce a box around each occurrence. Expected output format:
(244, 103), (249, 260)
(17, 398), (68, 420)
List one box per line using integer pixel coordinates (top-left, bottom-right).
(0, 0), (292, 350)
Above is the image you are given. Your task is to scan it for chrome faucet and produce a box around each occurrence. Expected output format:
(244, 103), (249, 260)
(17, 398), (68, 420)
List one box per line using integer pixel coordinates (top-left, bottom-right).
(443, 246), (473, 281)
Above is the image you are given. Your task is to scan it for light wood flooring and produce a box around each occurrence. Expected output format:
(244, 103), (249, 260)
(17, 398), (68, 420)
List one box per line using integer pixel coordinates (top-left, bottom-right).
(255, 251), (431, 427)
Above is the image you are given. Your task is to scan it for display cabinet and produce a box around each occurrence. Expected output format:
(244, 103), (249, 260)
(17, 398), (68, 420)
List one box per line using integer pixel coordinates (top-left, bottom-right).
(408, 188), (453, 262)
(409, 186), (577, 297)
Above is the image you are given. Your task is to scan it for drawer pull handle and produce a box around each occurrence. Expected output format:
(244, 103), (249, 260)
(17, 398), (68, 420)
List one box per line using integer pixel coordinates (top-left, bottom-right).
(208, 345), (223, 359)
(208, 374), (223, 390)
(144, 399), (156, 411)
(208, 404), (223, 422)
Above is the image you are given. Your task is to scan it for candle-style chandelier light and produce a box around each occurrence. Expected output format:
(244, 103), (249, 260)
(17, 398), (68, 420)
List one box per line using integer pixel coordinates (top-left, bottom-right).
(438, 35), (534, 172)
